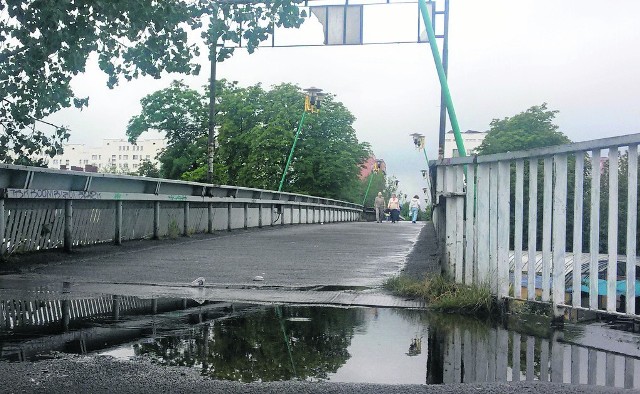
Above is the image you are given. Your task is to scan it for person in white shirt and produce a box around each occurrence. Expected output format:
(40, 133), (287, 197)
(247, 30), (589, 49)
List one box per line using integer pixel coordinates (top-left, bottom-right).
(409, 195), (421, 223)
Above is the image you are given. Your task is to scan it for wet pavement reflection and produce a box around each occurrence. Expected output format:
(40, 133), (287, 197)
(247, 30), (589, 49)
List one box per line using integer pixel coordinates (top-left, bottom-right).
(1, 293), (639, 388)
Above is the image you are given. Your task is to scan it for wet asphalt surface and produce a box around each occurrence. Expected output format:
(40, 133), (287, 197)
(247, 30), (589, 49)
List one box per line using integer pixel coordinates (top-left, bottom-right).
(1, 222), (636, 393)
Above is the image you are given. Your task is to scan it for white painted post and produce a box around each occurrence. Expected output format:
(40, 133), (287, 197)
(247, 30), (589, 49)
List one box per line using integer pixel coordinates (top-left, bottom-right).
(572, 154), (584, 307)
(489, 163), (498, 293)
(607, 148), (619, 313)
(445, 167), (456, 277)
(184, 202), (190, 235)
(552, 154), (567, 318)
(464, 164), (476, 285)
(497, 161), (510, 299)
(154, 201), (160, 239)
(455, 166), (464, 282)
(626, 145), (637, 315)
(528, 159), (539, 301)
(476, 163), (491, 285)
(542, 157), (553, 302)
(115, 200), (122, 245)
(514, 160), (524, 298)
(590, 149), (601, 310)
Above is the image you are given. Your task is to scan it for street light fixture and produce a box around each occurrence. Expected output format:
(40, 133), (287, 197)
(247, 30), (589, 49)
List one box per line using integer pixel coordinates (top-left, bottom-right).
(362, 158), (384, 206)
(278, 87), (324, 192)
(411, 133), (433, 208)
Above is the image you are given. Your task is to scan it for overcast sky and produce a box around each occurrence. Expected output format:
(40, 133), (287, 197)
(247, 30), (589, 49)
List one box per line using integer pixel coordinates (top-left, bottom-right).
(45, 0), (640, 200)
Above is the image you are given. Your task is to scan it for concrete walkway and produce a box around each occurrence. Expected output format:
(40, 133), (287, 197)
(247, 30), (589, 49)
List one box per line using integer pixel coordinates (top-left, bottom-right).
(0, 221), (431, 301)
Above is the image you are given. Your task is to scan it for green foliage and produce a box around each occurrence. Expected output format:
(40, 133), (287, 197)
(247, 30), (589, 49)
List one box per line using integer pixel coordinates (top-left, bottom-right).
(476, 103), (570, 155)
(136, 160), (160, 178)
(384, 274), (495, 315)
(129, 81), (371, 201)
(1, 0), (306, 163)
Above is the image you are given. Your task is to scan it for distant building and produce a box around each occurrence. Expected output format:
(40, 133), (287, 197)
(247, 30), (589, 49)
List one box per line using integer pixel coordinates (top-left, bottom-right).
(444, 130), (487, 158)
(359, 156), (386, 179)
(47, 138), (166, 173)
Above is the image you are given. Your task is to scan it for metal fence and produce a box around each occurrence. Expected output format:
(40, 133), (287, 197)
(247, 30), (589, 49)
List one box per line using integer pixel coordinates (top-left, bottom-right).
(431, 133), (640, 319)
(0, 164), (362, 256)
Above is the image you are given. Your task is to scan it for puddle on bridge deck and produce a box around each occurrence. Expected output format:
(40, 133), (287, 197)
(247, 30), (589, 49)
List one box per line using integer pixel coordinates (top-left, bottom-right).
(1, 294), (640, 388)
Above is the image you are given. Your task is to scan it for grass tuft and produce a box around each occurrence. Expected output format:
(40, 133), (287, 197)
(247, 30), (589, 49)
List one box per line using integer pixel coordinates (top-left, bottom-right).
(384, 274), (495, 316)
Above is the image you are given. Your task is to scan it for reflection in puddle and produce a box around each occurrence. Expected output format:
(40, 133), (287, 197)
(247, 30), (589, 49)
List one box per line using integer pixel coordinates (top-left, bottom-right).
(1, 294), (639, 388)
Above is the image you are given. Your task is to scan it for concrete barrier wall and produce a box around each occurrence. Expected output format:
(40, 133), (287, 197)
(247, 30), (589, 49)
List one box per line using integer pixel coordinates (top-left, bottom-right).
(0, 164), (362, 256)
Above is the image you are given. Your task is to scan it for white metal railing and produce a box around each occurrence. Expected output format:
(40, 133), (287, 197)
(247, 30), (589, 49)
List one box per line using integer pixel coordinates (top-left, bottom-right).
(431, 133), (640, 318)
(0, 164), (362, 256)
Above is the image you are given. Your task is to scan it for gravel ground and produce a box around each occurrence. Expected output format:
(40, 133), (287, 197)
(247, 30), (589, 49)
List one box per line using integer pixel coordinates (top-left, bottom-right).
(401, 222), (441, 279)
(0, 356), (635, 394)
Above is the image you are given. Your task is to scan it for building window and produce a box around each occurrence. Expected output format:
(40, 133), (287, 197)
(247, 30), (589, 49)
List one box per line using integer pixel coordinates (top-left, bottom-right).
(126, 146), (130, 151)
(123, 155), (128, 160)
(91, 155), (97, 160)
(65, 160), (70, 165)
(140, 146), (144, 151)
(53, 159), (59, 164)
(112, 155), (116, 160)
(452, 149), (459, 157)
(84, 160), (88, 164)
(146, 155), (150, 160)
(133, 155), (138, 160)
(133, 164), (138, 169)
(118, 155), (122, 160)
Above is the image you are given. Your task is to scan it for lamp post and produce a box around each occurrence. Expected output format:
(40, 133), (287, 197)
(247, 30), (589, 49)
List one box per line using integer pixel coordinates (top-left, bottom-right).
(278, 87), (325, 192)
(411, 133), (433, 207)
(362, 158), (384, 206)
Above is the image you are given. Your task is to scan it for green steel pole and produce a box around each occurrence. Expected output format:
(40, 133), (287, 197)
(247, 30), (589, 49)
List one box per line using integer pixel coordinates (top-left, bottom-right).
(362, 171), (375, 206)
(418, 0), (466, 158)
(278, 111), (307, 192)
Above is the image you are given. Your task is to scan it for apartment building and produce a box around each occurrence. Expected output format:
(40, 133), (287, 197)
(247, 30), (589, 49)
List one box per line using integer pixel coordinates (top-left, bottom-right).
(48, 138), (166, 173)
(444, 130), (487, 158)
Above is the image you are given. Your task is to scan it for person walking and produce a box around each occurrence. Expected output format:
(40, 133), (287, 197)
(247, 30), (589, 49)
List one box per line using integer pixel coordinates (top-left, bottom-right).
(387, 193), (400, 223)
(374, 192), (385, 223)
(409, 195), (421, 223)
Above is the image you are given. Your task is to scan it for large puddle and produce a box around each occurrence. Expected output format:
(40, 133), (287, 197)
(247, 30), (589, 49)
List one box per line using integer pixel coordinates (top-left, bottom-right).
(1, 294), (639, 388)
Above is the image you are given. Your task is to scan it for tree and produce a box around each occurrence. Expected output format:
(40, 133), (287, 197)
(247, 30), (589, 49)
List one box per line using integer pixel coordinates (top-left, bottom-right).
(476, 104), (573, 250)
(1, 0), (306, 164)
(476, 103), (570, 155)
(137, 160), (161, 178)
(127, 80), (210, 179)
(128, 81), (371, 202)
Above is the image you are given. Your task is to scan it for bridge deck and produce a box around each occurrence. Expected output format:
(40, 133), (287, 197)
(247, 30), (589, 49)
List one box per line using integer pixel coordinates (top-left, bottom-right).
(0, 221), (438, 307)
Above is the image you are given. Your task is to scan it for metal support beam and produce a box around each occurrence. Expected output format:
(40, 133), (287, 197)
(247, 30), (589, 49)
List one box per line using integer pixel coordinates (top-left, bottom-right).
(153, 201), (160, 239)
(64, 200), (73, 252)
(115, 201), (122, 245)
